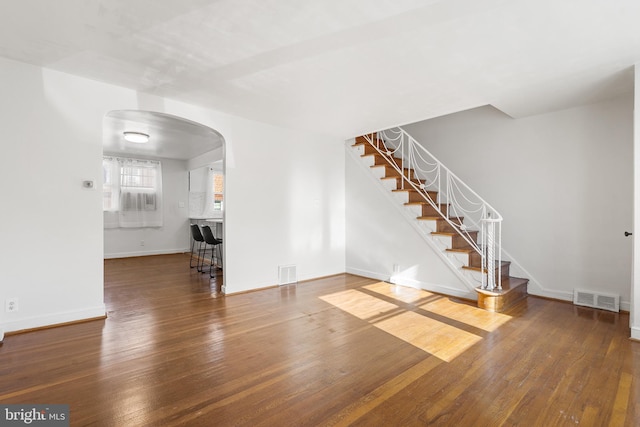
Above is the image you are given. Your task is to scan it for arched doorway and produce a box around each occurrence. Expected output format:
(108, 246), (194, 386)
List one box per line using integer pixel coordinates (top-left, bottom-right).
(102, 110), (226, 291)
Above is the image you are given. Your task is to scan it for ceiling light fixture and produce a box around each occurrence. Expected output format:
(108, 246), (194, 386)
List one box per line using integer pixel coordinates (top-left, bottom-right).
(123, 131), (150, 144)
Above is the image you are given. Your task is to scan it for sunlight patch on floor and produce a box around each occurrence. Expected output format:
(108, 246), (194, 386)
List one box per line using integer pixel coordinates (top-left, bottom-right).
(375, 311), (481, 362)
(320, 282), (512, 362)
(319, 289), (398, 321)
(363, 281), (437, 304)
(419, 297), (512, 332)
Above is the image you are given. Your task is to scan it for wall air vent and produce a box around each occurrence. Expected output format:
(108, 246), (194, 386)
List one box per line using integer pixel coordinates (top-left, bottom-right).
(573, 289), (619, 312)
(278, 265), (297, 285)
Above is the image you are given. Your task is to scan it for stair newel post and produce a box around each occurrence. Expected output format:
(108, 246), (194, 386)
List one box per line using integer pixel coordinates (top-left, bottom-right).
(481, 207), (487, 290)
(497, 219), (502, 291)
(487, 212), (496, 291)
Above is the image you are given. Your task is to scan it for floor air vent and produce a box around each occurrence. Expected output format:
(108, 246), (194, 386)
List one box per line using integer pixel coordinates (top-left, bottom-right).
(573, 289), (619, 312)
(278, 265), (297, 285)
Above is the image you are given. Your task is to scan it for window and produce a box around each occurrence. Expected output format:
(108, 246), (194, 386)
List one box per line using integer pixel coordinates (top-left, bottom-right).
(213, 173), (224, 211)
(103, 156), (163, 228)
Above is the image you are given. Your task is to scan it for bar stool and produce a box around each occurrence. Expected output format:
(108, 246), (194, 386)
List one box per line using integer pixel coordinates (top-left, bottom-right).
(189, 224), (205, 271)
(201, 225), (223, 277)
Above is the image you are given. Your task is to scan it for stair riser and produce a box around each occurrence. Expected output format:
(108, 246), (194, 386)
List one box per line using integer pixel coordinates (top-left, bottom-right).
(404, 169), (417, 179)
(468, 256), (510, 277)
(462, 269), (510, 288)
(408, 191), (438, 204)
(469, 251), (481, 266)
(463, 261), (510, 279)
(383, 165), (402, 178)
(451, 233), (478, 249)
(386, 177), (426, 191)
(394, 191), (436, 205)
(355, 140), (385, 155)
(355, 135), (382, 148)
(499, 263), (509, 278)
(431, 232), (478, 251)
(422, 204), (448, 217)
(370, 154), (403, 169)
(382, 167), (418, 180)
(437, 218), (465, 233)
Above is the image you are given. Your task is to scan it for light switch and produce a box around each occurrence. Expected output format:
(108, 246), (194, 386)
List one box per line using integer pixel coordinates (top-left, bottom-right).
(178, 201), (185, 208)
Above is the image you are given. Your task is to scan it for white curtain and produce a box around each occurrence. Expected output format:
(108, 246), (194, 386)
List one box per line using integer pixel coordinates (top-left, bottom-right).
(103, 157), (163, 228)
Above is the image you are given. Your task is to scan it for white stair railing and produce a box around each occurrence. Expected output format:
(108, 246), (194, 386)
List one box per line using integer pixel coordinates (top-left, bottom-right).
(363, 128), (502, 291)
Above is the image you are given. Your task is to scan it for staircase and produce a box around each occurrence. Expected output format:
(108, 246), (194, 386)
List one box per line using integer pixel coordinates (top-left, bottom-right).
(352, 129), (528, 312)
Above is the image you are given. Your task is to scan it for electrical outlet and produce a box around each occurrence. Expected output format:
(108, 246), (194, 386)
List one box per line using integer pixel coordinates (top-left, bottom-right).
(6, 298), (18, 312)
(140, 240), (145, 246)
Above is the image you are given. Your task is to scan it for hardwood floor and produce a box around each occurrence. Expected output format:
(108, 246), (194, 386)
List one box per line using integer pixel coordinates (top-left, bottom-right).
(1, 254), (638, 426)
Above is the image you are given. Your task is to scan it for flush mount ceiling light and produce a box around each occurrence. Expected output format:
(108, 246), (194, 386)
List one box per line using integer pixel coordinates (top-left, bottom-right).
(123, 131), (149, 144)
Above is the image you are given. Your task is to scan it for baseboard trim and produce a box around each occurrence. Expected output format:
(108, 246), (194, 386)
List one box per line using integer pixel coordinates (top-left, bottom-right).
(225, 285), (278, 296)
(390, 275), (477, 301)
(528, 288), (630, 312)
(631, 326), (640, 341)
(3, 305), (106, 334)
(345, 267), (389, 282)
(104, 248), (189, 259)
(346, 266), (477, 301)
(6, 315), (107, 336)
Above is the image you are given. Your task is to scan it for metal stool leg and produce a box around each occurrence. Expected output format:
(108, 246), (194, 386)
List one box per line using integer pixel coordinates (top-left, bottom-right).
(197, 241), (205, 272)
(189, 239), (197, 268)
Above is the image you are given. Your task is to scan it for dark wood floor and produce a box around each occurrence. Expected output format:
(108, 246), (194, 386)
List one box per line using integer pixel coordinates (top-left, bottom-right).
(1, 254), (638, 426)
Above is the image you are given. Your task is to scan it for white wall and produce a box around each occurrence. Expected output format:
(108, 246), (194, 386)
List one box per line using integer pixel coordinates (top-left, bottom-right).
(632, 64), (640, 339)
(103, 156), (190, 258)
(187, 147), (223, 171)
(345, 147), (470, 297)
(224, 118), (346, 293)
(0, 56), (345, 333)
(402, 96), (633, 309)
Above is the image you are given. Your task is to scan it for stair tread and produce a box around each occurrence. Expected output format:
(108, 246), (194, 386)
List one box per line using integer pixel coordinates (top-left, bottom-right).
(431, 230), (478, 236)
(476, 277), (529, 295)
(418, 216), (464, 221)
(405, 201), (445, 206)
(380, 176), (426, 184)
(462, 260), (511, 272)
(392, 189), (436, 193)
(445, 247), (477, 254)
(362, 152), (400, 160)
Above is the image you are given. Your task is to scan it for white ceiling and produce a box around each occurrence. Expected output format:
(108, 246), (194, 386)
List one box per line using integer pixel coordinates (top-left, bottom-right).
(103, 110), (223, 160)
(1, 0), (638, 142)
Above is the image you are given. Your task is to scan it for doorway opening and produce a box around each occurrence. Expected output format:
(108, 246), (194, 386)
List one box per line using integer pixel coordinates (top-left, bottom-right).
(102, 109), (226, 292)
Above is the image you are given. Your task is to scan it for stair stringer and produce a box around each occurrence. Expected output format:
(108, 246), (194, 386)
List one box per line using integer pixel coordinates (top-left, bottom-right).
(346, 139), (478, 300)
